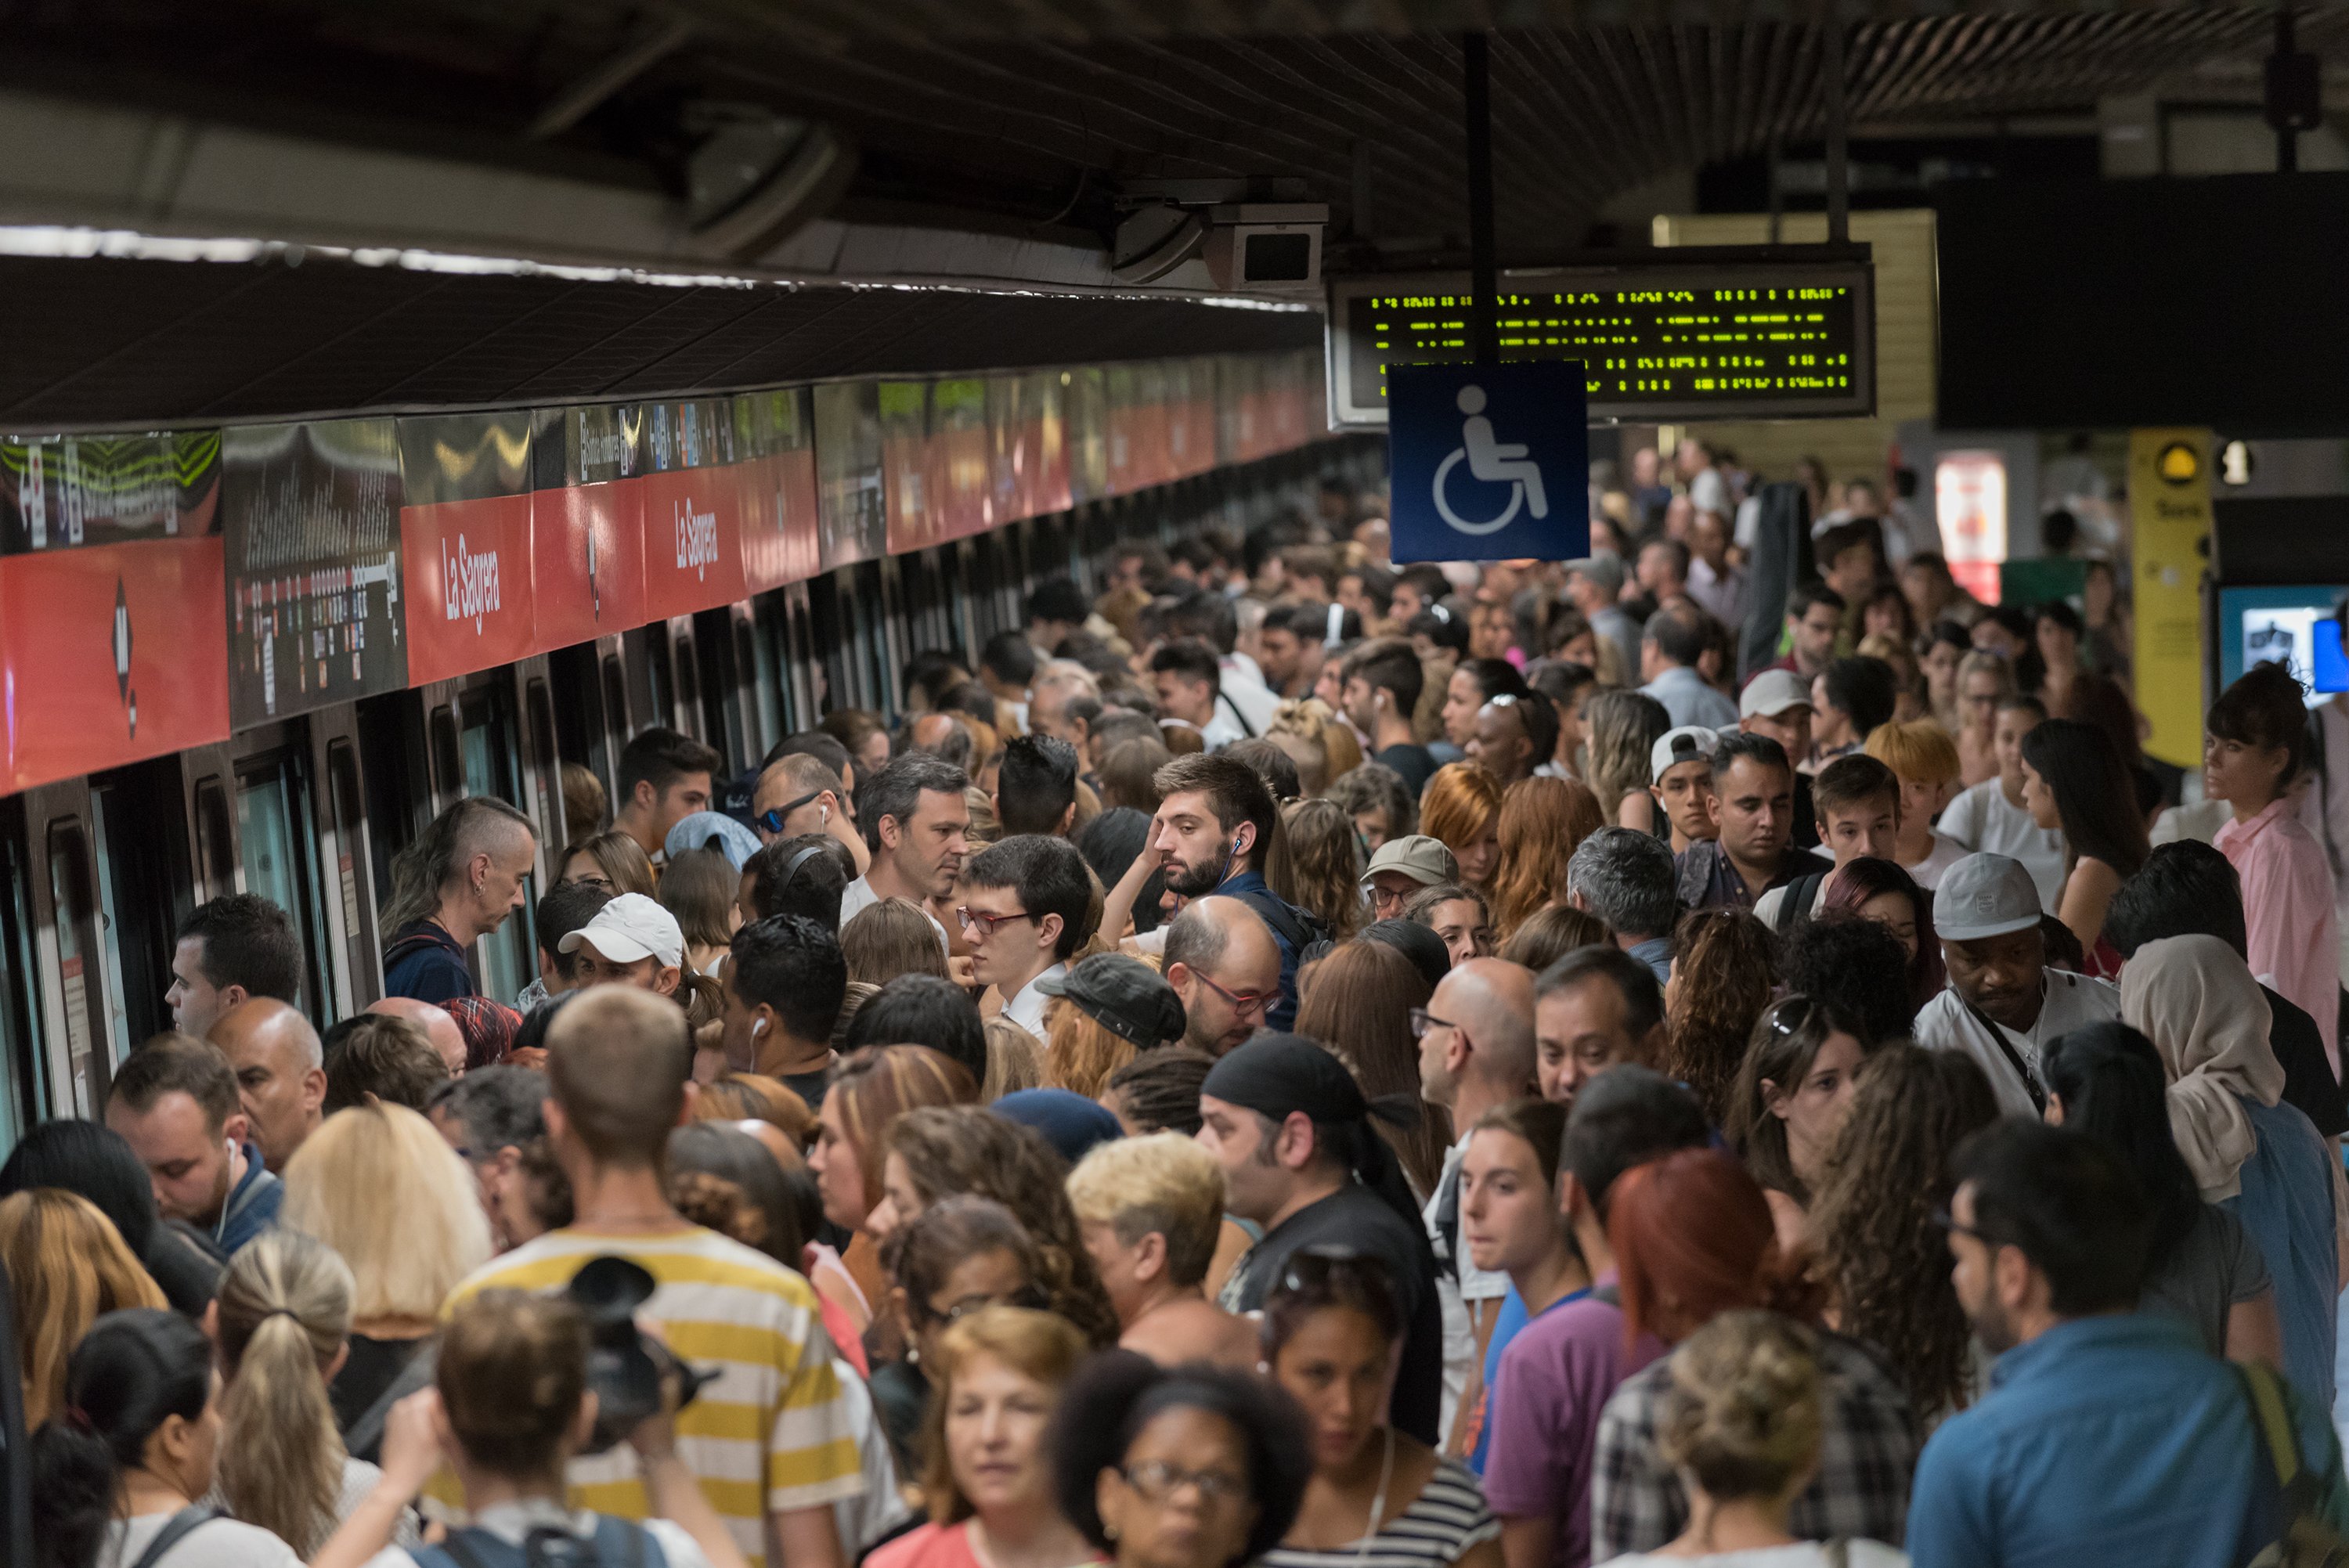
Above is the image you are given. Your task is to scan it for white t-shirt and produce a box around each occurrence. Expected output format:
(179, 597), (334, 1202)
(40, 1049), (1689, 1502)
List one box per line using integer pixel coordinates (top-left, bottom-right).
(360, 1501), (715, 1568)
(1424, 1130), (1513, 1441)
(1905, 833), (1968, 890)
(839, 876), (949, 952)
(101, 1513), (301, 1568)
(1599, 1543), (1907, 1568)
(1914, 968), (2120, 1119)
(1936, 777), (2068, 910)
(1218, 669), (1282, 738)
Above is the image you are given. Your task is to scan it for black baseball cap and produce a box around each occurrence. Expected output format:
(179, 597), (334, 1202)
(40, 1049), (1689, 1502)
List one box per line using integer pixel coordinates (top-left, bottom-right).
(1039, 953), (1187, 1047)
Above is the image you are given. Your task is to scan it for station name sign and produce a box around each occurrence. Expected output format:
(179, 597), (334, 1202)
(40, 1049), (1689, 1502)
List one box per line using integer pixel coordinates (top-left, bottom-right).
(1327, 254), (1875, 427)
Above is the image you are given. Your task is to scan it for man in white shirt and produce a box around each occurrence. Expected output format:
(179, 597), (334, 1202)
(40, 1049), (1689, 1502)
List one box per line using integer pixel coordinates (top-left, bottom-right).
(1413, 957), (1539, 1448)
(955, 834), (1095, 1036)
(1935, 694), (2068, 909)
(838, 753), (967, 950)
(1914, 852), (2119, 1118)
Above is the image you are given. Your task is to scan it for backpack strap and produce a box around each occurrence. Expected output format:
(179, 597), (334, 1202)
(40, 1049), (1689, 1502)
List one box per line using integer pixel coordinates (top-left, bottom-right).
(1772, 874), (1823, 935)
(127, 1508), (225, 1568)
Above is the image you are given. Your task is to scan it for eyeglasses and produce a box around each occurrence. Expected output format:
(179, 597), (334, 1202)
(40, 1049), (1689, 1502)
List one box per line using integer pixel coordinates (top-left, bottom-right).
(1192, 969), (1273, 1018)
(756, 789), (826, 835)
(955, 907), (1036, 937)
(1120, 1461), (1250, 1505)
(1409, 1007), (1459, 1040)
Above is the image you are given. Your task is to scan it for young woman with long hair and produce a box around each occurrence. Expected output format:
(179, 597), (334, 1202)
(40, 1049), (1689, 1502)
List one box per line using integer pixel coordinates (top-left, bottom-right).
(0, 1189), (165, 1430)
(659, 846), (742, 978)
(1724, 996), (1870, 1254)
(842, 898), (955, 986)
(1268, 797), (1369, 943)
(1806, 1044), (2001, 1422)
(1819, 856), (1946, 1013)
(1582, 690), (1672, 834)
(1294, 939), (1445, 1200)
(554, 828), (658, 899)
(1420, 763), (1506, 890)
(1495, 904), (1610, 974)
(2020, 716), (2150, 975)
(810, 1044), (980, 1316)
(207, 1231), (392, 1555)
(1663, 909), (1779, 1127)
(1257, 1250), (1503, 1568)
(1485, 777), (1604, 939)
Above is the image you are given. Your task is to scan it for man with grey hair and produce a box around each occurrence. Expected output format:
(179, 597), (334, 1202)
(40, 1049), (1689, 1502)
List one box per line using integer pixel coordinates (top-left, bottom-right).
(1568, 826), (1681, 983)
(839, 753), (969, 946)
(1160, 895), (1283, 1056)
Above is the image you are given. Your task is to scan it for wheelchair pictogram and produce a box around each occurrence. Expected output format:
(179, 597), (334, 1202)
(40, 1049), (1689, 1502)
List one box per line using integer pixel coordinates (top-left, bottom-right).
(1431, 384), (1552, 537)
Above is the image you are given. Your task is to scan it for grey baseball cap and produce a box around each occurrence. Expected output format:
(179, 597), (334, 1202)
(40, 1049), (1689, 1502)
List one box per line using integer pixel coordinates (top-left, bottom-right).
(1933, 852), (2044, 941)
(1739, 669), (1813, 720)
(1362, 834), (1458, 890)
(1564, 553), (1627, 599)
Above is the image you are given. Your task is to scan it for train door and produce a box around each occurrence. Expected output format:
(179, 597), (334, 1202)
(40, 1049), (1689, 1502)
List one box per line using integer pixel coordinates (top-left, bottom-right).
(310, 708), (384, 1013)
(86, 756), (190, 1054)
(420, 675), (537, 1004)
(227, 720), (337, 1029)
(514, 658), (567, 878)
(23, 780), (114, 1120)
(732, 600), (785, 759)
(0, 802), (45, 1150)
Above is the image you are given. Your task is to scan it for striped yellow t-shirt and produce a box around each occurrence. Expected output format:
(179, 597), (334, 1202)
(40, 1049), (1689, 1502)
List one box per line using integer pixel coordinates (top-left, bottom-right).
(442, 1224), (865, 1566)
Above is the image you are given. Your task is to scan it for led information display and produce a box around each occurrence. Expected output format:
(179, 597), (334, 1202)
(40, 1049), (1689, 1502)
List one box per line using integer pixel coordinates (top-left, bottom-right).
(1327, 257), (1874, 427)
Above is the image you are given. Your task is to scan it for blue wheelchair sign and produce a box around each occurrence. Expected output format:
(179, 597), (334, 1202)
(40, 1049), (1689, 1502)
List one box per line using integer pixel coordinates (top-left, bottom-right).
(1387, 361), (1589, 563)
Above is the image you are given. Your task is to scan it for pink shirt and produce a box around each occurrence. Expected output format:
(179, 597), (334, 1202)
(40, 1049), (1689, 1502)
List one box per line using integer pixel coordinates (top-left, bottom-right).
(2217, 795), (2340, 1067)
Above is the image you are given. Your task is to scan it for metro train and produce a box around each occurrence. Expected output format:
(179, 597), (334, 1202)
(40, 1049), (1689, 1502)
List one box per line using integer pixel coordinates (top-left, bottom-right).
(0, 346), (1377, 1152)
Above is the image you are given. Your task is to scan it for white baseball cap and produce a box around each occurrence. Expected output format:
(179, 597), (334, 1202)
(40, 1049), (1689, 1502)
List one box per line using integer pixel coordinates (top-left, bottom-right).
(1651, 726), (1719, 780)
(1740, 668), (1813, 720)
(1932, 853), (2044, 942)
(558, 892), (685, 969)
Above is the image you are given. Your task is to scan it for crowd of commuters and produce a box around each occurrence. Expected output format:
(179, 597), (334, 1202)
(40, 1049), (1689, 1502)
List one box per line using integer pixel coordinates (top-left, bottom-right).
(13, 454), (2349, 1568)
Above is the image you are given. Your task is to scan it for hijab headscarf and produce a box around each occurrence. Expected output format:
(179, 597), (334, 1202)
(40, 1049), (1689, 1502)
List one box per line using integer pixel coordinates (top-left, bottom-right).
(2119, 934), (2283, 1201)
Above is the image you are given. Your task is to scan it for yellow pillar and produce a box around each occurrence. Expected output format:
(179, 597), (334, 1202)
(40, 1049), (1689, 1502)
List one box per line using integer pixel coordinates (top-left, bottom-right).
(2128, 429), (2211, 770)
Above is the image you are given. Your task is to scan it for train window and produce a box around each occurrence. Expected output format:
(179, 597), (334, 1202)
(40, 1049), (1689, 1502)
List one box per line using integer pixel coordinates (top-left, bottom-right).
(428, 704), (462, 806)
(0, 811), (44, 1149)
(601, 654), (630, 755)
(324, 741), (376, 1009)
(85, 797), (136, 1068)
(45, 821), (104, 1118)
(458, 690), (533, 1004)
(193, 777), (236, 899)
(236, 753), (330, 1024)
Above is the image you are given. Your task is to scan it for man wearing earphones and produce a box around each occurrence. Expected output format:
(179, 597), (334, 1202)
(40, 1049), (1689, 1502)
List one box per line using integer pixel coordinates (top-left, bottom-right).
(1339, 636), (1436, 794)
(751, 752), (870, 876)
(723, 914), (846, 1108)
(1149, 752), (1320, 1031)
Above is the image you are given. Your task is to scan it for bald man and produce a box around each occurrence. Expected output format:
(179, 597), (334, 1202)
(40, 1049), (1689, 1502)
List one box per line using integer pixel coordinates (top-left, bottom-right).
(1160, 896), (1284, 1057)
(207, 997), (326, 1173)
(1415, 956), (1539, 1453)
(369, 997), (467, 1078)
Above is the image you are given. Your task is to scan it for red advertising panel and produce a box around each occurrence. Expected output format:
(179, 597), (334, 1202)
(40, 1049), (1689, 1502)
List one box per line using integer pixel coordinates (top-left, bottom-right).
(637, 399), (745, 621)
(0, 536), (229, 792)
(814, 382), (886, 572)
(536, 406), (645, 651)
(932, 379), (990, 540)
(984, 376), (1031, 527)
(402, 492), (536, 684)
(1026, 369), (1072, 517)
(1066, 367), (1109, 505)
(735, 390), (821, 593)
(880, 382), (936, 555)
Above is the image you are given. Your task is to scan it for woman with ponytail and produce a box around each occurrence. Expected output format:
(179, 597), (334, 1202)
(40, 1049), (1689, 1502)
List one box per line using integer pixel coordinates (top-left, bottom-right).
(33, 1307), (300, 1568)
(1587, 1149), (1921, 1563)
(205, 1230), (406, 1555)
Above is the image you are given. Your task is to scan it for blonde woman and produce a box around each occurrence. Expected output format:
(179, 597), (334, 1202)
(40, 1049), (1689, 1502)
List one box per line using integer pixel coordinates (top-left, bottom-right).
(1583, 690), (1672, 834)
(0, 1188), (164, 1427)
(279, 1101), (493, 1454)
(207, 1230), (417, 1555)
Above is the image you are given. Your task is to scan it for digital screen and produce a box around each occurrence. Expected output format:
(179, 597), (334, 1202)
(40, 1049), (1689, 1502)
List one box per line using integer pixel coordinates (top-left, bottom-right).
(1326, 258), (1874, 427)
(2217, 585), (2348, 708)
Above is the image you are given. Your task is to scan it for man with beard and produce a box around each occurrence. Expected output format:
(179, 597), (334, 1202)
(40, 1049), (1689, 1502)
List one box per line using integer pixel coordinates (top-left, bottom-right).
(1148, 753), (1319, 1029)
(1910, 1120), (2349, 1566)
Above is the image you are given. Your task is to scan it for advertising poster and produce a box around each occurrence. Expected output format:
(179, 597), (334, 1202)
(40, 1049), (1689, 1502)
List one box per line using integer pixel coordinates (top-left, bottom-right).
(221, 420), (405, 728)
(399, 412), (539, 686)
